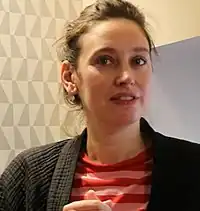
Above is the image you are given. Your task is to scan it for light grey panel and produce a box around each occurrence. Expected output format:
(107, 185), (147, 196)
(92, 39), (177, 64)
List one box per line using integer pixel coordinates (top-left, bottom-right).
(147, 36), (200, 142)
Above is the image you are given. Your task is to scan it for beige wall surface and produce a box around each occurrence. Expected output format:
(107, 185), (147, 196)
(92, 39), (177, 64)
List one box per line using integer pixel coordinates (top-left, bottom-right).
(0, 0), (83, 174)
(82, 0), (200, 46)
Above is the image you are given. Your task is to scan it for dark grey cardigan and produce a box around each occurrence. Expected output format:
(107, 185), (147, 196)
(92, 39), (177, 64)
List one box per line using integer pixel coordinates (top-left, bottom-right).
(1, 119), (200, 211)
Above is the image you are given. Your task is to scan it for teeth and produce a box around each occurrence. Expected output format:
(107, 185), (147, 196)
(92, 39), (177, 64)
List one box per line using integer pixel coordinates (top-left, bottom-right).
(119, 96), (134, 100)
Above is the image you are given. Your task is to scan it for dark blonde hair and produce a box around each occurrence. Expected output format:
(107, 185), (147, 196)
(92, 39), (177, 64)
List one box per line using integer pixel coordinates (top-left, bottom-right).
(56, 0), (156, 107)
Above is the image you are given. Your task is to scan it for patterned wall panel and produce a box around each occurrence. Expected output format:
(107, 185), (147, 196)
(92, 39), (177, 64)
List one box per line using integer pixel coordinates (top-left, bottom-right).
(0, 0), (83, 174)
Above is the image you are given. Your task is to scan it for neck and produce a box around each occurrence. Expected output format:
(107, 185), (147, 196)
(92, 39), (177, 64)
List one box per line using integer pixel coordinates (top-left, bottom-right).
(86, 119), (145, 164)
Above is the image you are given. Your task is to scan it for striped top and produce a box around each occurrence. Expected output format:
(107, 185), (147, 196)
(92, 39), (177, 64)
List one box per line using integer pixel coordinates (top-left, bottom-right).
(70, 147), (153, 211)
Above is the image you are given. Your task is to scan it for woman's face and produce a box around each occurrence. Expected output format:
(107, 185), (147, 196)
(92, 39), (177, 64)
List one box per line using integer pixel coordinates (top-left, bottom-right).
(68, 18), (152, 127)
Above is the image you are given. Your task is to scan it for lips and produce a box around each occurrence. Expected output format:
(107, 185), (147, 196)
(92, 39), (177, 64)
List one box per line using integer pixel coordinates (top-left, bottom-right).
(110, 92), (139, 106)
(117, 96), (135, 100)
(110, 93), (139, 101)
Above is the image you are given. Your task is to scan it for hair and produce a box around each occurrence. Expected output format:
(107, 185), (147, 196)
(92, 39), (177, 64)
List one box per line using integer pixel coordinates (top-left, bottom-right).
(56, 0), (156, 108)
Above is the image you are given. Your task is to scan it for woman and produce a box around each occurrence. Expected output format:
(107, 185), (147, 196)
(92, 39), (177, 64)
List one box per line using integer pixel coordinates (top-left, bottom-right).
(1, 0), (200, 211)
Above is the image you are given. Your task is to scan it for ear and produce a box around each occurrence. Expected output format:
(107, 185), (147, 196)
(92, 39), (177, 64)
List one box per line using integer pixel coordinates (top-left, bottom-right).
(61, 60), (78, 96)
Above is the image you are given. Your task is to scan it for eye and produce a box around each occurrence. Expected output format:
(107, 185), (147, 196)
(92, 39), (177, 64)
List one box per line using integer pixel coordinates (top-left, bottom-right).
(132, 57), (147, 66)
(95, 55), (114, 66)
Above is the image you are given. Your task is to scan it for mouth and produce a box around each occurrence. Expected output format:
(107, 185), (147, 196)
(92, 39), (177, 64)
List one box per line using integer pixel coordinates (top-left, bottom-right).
(113, 96), (136, 101)
(110, 93), (139, 105)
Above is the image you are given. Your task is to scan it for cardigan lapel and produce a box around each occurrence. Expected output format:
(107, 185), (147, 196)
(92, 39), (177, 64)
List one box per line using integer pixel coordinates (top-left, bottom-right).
(146, 131), (164, 211)
(141, 119), (171, 211)
(146, 127), (188, 211)
(46, 135), (83, 211)
(46, 118), (172, 211)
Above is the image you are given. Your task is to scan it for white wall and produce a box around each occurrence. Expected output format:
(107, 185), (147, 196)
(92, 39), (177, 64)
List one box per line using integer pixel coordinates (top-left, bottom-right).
(82, 0), (200, 46)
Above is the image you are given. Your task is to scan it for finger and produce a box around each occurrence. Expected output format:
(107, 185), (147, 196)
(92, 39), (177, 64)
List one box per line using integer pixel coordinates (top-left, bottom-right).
(103, 200), (113, 208)
(63, 200), (112, 211)
(63, 208), (76, 211)
(84, 190), (99, 200)
(63, 207), (76, 211)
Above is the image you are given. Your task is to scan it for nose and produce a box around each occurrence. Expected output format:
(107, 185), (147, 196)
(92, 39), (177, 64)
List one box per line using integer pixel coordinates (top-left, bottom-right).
(115, 68), (135, 87)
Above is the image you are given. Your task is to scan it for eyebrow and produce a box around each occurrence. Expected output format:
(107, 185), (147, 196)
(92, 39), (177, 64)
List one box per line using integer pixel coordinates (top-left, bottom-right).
(90, 46), (150, 57)
(132, 47), (150, 53)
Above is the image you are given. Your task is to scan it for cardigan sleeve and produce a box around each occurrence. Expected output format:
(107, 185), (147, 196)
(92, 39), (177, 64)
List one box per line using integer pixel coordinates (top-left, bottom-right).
(0, 153), (26, 211)
(0, 140), (68, 211)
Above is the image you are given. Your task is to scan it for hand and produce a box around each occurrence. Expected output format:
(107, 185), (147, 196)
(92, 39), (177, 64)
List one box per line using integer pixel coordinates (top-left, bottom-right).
(63, 190), (112, 211)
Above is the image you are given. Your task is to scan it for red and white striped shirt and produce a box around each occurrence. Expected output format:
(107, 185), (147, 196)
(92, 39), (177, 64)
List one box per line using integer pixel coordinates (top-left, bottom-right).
(70, 147), (153, 211)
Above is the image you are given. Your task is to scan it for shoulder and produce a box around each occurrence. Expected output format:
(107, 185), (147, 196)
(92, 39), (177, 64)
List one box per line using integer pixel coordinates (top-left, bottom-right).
(0, 138), (74, 210)
(156, 132), (200, 163)
(2, 139), (71, 177)
(158, 132), (200, 150)
(154, 132), (200, 191)
(1, 138), (77, 183)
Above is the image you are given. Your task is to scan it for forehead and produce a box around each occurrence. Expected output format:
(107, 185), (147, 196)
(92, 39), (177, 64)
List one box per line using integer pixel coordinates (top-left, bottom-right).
(79, 18), (149, 54)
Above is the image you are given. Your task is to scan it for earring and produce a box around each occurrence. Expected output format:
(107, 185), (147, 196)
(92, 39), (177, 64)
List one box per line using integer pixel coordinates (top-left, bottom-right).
(69, 95), (75, 102)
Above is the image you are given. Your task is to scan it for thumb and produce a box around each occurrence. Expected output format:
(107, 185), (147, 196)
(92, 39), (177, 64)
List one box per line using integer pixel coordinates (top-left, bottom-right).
(103, 199), (113, 208)
(84, 190), (100, 200)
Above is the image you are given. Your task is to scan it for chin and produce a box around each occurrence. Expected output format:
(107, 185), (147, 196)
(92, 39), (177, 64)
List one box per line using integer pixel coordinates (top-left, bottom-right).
(110, 113), (141, 127)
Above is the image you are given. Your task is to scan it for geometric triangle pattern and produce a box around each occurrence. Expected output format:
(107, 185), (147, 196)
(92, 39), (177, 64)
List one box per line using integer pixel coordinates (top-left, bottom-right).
(34, 126), (46, 145)
(49, 105), (60, 126)
(34, 105), (45, 126)
(11, 58), (24, 80)
(14, 126), (27, 149)
(69, 0), (82, 20)
(30, 126), (41, 147)
(0, 81), (12, 103)
(16, 82), (28, 103)
(41, 0), (51, 17)
(1, 105), (13, 126)
(0, 12), (10, 34)
(1, 127), (15, 149)
(55, 0), (65, 19)
(10, 0), (21, 13)
(0, 1), (3, 10)
(32, 61), (43, 81)
(18, 104), (29, 126)
(0, 41), (7, 57)
(27, 38), (38, 59)
(11, 36), (22, 58)
(0, 58), (12, 80)
(48, 62), (59, 82)
(44, 83), (56, 104)
(0, 128), (11, 150)
(13, 104), (26, 125)
(5, 150), (16, 167)
(30, 81), (44, 103)
(31, 17), (41, 37)
(0, 104), (9, 125)
(0, 83), (9, 103)
(45, 126), (55, 144)
(0, 150), (15, 175)
(25, 0), (36, 15)
(42, 39), (52, 60)
(15, 15), (26, 36)
(0, 0), (83, 175)
(9, 13), (21, 35)
(46, 19), (56, 39)
(12, 81), (25, 103)
(28, 82), (41, 104)
(17, 59), (28, 81)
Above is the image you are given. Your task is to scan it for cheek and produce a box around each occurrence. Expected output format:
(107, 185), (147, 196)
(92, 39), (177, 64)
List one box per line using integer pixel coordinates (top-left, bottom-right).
(137, 70), (152, 101)
(77, 68), (106, 100)
(143, 73), (152, 105)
